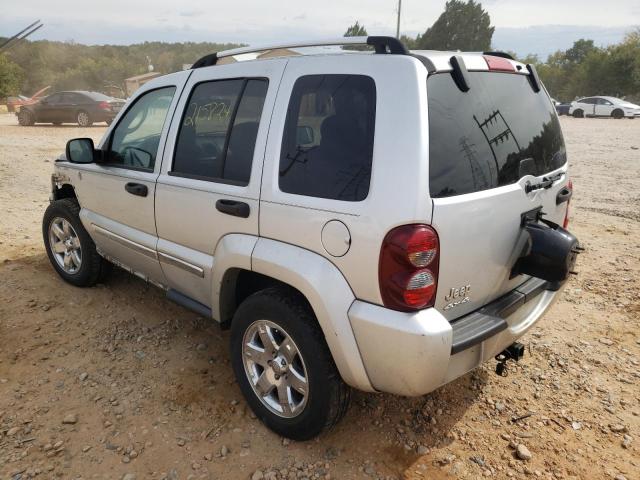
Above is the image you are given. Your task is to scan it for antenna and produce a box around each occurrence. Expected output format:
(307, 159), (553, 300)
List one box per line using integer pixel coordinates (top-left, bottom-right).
(0, 20), (44, 53)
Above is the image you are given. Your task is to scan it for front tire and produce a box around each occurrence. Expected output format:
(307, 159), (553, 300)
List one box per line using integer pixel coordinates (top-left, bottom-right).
(572, 109), (584, 118)
(17, 110), (35, 126)
(43, 198), (110, 287)
(611, 109), (624, 119)
(230, 287), (351, 440)
(76, 110), (92, 127)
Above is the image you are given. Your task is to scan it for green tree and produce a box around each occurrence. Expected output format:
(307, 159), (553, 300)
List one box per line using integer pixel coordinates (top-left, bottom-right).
(417, 0), (494, 51)
(0, 53), (24, 97)
(343, 21), (368, 51)
(564, 39), (597, 64)
(400, 34), (419, 50)
(344, 21), (368, 38)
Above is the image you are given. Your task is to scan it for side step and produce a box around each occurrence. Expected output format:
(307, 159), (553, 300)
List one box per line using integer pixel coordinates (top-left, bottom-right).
(166, 289), (212, 318)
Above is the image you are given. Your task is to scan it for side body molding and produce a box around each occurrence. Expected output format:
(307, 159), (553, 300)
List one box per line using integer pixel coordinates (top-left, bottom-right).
(251, 238), (374, 392)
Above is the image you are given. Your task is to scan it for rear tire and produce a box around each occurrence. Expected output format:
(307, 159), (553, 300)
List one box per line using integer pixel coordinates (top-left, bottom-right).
(230, 287), (351, 440)
(572, 109), (584, 118)
(611, 109), (624, 119)
(43, 198), (110, 287)
(76, 111), (92, 127)
(17, 110), (35, 126)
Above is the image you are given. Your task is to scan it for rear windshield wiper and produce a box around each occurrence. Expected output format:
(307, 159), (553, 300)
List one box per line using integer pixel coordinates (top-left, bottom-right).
(525, 172), (563, 193)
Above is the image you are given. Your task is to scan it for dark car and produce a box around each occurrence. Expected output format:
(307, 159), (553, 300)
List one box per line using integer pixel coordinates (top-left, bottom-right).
(555, 102), (571, 116)
(16, 91), (126, 127)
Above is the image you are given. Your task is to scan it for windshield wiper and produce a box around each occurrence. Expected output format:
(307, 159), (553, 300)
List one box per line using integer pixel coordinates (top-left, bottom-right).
(525, 172), (563, 193)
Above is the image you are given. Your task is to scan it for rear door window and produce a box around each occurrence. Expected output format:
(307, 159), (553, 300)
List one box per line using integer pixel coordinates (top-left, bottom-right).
(172, 78), (268, 186)
(428, 72), (566, 198)
(279, 74), (376, 202)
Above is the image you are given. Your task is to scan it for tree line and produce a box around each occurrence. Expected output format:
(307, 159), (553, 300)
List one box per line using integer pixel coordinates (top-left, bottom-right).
(1, 0), (639, 103)
(0, 41), (242, 98)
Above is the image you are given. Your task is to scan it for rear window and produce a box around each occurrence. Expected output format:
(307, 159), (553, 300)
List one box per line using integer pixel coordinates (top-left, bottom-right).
(428, 72), (566, 198)
(279, 74), (376, 202)
(84, 92), (113, 101)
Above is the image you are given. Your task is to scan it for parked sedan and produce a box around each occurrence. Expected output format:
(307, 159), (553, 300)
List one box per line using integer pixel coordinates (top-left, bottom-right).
(568, 96), (640, 119)
(16, 91), (126, 127)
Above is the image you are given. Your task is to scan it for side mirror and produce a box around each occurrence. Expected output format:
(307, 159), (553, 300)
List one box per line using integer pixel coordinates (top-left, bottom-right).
(66, 138), (97, 164)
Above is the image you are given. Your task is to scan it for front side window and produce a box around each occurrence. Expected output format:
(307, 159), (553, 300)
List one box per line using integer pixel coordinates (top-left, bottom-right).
(279, 74), (376, 202)
(45, 93), (63, 104)
(172, 79), (268, 186)
(108, 87), (176, 170)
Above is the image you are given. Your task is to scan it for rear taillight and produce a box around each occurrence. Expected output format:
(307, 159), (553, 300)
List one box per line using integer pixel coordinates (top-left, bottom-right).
(379, 224), (440, 312)
(98, 101), (110, 110)
(563, 179), (573, 229)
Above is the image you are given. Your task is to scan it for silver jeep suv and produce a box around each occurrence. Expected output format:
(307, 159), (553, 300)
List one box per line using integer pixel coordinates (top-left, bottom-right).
(43, 37), (579, 440)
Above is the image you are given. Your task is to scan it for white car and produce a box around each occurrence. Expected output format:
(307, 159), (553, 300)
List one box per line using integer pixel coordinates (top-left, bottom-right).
(43, 36), (580, 440)
(569, 95), (640, 119)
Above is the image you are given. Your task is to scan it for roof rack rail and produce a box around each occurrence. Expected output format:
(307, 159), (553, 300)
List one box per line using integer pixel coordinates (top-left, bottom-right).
(483, 51), (515, 60)
(191, 36), (409, 69)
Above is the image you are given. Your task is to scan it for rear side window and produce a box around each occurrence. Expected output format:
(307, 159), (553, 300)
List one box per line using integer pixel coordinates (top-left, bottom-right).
(172, 79), (268, 186)
(279, 74), (376, 202)
(428, 72), (566, 198)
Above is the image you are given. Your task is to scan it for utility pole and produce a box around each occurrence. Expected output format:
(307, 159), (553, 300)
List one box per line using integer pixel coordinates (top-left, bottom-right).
(396, 0), (402, 38)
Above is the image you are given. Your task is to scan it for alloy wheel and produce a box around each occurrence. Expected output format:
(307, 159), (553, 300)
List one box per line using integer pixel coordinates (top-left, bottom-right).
(77, 112), (90, 127)
(48, 217), (82, 274)
(242, 320), (309, 418)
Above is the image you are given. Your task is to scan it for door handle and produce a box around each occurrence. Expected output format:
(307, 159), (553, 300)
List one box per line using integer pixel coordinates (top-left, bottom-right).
(556, 186), (572, 205)
(215, 199), (250, 218)
(125, 182), (148, 197)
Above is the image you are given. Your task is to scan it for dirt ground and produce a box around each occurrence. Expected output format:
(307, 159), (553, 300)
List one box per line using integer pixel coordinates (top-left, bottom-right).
(0, 113), (638, 480)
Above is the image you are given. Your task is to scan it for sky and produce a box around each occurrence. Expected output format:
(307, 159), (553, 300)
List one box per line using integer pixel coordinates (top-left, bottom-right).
(1, 0), (639, 58)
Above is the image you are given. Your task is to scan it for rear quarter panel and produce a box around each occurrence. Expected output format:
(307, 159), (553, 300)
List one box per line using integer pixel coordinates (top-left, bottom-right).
(259, 55), (433, 305)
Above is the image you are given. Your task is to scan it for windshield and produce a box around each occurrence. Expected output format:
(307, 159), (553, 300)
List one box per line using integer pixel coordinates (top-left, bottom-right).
(428, 71), (566, 198)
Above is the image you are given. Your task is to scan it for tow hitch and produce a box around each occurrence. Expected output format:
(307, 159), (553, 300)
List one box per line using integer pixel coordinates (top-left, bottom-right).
(495, 342), (525, 376)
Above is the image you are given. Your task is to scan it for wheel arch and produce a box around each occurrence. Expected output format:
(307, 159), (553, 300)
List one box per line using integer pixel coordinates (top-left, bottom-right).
(212, 235), (374, 392)
(52, 182), (78, 201)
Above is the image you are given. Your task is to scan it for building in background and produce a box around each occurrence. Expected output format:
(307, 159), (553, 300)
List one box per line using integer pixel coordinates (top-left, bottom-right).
(124, 72), (162, 96)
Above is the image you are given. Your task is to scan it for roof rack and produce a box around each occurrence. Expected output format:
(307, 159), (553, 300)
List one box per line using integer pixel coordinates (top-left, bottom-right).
(191, 36), (409, 69)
